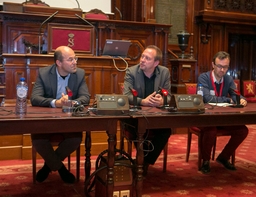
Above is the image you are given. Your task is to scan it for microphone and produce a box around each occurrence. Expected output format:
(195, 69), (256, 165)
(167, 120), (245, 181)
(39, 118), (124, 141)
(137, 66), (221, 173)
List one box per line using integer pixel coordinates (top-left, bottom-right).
(128, 87), (141, 111)
(65, 86), (73, 99)
(229, 87), (244, 108)
(115, 7), (123, 20)
(38, 11), (58, 54)
(157, 87), (170, 109)
(75, 14), (98, 56)
(75, 0), (81, 10)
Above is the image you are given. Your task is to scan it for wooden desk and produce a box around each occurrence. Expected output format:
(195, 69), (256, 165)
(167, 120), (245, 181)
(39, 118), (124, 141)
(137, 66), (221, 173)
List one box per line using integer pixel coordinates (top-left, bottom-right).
(129, 103), (256, 197)
(0, 106), (128, 197)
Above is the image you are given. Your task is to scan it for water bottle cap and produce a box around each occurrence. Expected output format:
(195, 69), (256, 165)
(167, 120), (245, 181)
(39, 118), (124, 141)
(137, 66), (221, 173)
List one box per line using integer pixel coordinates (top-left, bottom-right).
(20, 77), (25, 81)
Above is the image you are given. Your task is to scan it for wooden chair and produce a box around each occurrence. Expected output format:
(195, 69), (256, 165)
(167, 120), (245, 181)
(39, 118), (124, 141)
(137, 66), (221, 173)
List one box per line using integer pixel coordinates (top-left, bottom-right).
(22, 0), (50, 7)
(32, 135), (80, 184)
(84, 8), (109, 20)
(184, 83), (235, 170)
(242, 80), (256, 102)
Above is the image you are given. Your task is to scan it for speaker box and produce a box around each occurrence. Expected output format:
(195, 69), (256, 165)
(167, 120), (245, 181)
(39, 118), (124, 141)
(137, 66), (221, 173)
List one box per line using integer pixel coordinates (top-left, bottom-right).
(168, 94), (205, 113)
(95, 156), (133, 197)
(95, 94), (130, 115)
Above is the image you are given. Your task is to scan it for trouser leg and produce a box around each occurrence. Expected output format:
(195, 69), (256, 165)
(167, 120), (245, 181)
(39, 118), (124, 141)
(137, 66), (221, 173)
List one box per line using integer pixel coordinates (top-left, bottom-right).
(218, 125), (248, 160)
(32, 139), (63, 171)
(200, 127), (217, 161)
(144, 128), (172, 165)
(32, 136), (82, 171)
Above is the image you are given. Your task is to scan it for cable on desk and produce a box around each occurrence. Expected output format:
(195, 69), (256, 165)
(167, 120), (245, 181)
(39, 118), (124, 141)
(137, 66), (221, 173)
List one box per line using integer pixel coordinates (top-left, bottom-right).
(0, 108), (13, 116)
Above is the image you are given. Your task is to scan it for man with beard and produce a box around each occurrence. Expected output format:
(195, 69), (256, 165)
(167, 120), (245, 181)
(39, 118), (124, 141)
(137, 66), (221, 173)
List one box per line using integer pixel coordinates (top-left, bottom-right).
(122, 45), (172, 176)
(30, 46), (90, 183)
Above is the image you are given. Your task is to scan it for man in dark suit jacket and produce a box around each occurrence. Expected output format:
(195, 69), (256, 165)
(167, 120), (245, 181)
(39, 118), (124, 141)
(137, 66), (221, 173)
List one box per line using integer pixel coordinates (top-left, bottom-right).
(198, 51), (248, 174)
(123, 45), (172, 175)
(30, 46), (90, 183)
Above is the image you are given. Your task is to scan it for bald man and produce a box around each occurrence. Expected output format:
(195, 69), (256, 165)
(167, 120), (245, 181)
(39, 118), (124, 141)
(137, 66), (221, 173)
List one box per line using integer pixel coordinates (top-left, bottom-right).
(31, 46), (90, 183)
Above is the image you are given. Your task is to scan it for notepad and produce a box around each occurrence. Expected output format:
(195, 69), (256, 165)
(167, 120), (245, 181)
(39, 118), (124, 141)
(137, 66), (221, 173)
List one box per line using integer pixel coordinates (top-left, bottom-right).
(208, 103), (233, 107)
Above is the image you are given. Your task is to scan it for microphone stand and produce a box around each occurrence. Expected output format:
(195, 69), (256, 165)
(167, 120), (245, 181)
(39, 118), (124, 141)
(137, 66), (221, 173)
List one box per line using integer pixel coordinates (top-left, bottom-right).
(157, 87), (170, 110)
(75, 14), (98, 56)
(129, 87), (141, 111)
(231, 94), (244, 108)
(38, 11), (58, 54)
(229, 87), (244, 108)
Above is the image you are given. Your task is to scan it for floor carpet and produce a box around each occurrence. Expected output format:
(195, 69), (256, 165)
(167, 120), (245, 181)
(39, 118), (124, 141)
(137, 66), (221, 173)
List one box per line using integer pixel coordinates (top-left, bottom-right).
(0, 125), (256, 197)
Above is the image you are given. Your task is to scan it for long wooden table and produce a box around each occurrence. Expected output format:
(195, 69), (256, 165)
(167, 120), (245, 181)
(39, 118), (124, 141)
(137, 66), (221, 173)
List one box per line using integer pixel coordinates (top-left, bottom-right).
(0, 106), (129, 197)
(129, 103), (256, 197)
(2, 104), (256, 197)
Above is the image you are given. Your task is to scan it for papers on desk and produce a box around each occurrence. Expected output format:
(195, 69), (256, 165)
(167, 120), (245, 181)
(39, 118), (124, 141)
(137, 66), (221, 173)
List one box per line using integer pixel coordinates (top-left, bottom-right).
(208, 103), (233, 107)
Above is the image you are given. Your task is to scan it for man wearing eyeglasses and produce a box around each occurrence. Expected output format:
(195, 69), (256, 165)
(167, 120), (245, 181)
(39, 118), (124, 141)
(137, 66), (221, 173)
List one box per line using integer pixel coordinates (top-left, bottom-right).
(197, 51), (248, 174)
(30, 46), (90, 183)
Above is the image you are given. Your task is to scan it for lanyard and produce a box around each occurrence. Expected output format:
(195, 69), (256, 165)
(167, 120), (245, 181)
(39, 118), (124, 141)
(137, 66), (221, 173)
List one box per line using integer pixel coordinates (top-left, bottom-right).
(210, 72), (224, 97)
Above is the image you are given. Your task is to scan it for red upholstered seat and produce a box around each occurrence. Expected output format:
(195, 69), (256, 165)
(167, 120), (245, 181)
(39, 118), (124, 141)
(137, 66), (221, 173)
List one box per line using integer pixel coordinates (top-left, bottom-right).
(233, 79), (240, 92)
(184, 83), (235, 170)
(242, 80), (256, 102)
(84, 9), (109, 20)
(185, 83), (197, 94)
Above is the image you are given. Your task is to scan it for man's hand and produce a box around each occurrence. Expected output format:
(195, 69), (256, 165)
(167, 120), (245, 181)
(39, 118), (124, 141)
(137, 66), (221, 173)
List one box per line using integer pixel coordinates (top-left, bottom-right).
(240, 98), (247, 106)
(55, 93), (69, 108)
(141, 91), (163, 107)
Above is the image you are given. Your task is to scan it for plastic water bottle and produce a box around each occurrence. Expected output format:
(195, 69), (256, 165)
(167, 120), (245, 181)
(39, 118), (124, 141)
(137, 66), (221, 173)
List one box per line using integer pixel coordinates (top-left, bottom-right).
(197, 84), (204, 96)
(15, 77), (28, 116)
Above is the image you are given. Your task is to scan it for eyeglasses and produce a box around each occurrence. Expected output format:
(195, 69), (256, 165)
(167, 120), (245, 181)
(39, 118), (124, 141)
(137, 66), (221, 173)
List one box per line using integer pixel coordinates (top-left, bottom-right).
(214, 64), (229, 70)
(65, 57), (78, 63)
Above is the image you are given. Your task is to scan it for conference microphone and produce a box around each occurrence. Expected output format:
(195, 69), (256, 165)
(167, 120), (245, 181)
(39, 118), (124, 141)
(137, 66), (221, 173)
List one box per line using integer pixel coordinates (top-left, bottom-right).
(65, 86), (73, 98)
(128, 87), (141, 110)
(158, 86), (172, 97)
(229, 87), (244, 108)
(74, 0), (81, 10)
(75, 14), (98, 56)
(157, 87), (170, 109)
(115, 7), (123, 20)
(38, 11), (58, 54)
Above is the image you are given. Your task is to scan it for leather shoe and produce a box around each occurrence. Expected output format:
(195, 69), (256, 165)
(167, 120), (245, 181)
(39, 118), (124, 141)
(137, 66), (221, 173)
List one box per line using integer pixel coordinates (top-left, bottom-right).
(216, 156), (237, 171)
(36, 163), (51, 183)
(200, 160), (210, 174)
(58, 164), (76, 184)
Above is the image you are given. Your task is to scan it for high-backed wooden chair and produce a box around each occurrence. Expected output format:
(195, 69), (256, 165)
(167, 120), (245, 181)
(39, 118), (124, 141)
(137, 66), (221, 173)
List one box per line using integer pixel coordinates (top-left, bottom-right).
(32, 138), (80, 184)
(22, 0), (50, 7)
(84, 8), (109, 20)
(242, 80), (256, 102)
(184, 83), (235, 170)
(118, 82), (169, 172)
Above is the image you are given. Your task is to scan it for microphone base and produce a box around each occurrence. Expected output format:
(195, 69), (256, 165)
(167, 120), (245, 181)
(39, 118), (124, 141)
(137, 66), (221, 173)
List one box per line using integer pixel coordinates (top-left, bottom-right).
(229, 104), (244, 108)
(157, 105), (170, 110)
(129, 106), (142, 111)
